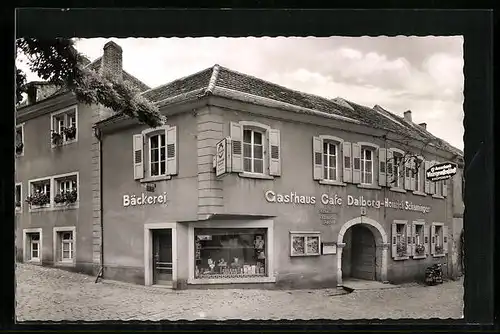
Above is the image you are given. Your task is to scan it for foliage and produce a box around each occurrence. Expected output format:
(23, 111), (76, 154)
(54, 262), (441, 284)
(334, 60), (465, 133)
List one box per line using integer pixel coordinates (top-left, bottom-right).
(435, 245), (444, 254)
(54, 189), (78, 205)
(16, 69), (26, 104)
(415, 244), (425, 255)
(51, 131), (63, 145)
(16, 38), (163, 128)
(26, 192), (50, 206)
(62, 126), (77, 140)
(396, 242), (407, 257)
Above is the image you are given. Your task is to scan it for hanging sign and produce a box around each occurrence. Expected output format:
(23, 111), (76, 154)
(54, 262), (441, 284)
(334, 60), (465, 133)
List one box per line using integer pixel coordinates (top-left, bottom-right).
(426, 162), (457, 182)
(215, 137), (230, 177)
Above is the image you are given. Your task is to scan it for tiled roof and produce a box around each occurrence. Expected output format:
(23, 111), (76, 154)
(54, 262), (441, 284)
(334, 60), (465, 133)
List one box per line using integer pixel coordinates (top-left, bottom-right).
(86, 57), (150, 92)
(107, 64), (464, 157)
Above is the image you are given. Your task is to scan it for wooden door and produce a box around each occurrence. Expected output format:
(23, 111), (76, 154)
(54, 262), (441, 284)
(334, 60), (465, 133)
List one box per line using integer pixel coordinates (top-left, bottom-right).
(350, 225), (376, 280)
(153, 229), (173, 285)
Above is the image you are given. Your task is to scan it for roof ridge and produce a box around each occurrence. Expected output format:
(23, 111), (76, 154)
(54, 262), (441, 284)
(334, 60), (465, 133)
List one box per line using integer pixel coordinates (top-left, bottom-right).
(141, 65), (215, 96)
(216, 65), (344, 112)
(205, 64), (220, 95)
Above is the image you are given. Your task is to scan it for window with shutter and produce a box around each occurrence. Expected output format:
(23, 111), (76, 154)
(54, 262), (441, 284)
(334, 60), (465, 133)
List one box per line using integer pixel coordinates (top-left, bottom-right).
(352, 143), (361, 184)
(378, 148), (386, 187)
(268, 129), (281, 176)
(424, 224), (430, 255)
(50, 106), (78, 147)
(404, 159), (411, 190)
(166, 126), (178, 176)
(343, 141), (352, 183)
(392, 221), (409, 260)
(16, 124), (24, 156)
(133, 134), (144, 180)
(314, 136), (344, 184)
(431, 223), (446, 257)
(313, 136), (323, 180)
(360, 148), (374, 185)
(413, 222), (426, 259)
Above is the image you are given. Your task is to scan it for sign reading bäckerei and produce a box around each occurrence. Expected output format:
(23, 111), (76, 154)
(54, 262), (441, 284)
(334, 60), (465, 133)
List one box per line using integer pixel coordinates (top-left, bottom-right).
(426, 162), (457, 182)
(264, 190), (431, 213)
(123, 192), (167, 207)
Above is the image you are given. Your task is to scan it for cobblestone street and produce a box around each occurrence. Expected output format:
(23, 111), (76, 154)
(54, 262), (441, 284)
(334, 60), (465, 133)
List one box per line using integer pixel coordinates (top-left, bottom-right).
(16, 263), (463, 321)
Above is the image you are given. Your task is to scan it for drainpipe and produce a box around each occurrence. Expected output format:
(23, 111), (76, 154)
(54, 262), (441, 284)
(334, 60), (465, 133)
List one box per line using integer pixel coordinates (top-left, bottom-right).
(94, 126), (104, 282)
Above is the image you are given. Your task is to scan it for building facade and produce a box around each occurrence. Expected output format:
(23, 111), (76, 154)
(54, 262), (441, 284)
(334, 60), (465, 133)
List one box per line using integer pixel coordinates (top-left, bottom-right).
(16, 42), (464, 289)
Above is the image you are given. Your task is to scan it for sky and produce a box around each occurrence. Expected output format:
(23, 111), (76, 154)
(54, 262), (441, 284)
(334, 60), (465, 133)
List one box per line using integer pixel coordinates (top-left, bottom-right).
(16, 36), (464, 150)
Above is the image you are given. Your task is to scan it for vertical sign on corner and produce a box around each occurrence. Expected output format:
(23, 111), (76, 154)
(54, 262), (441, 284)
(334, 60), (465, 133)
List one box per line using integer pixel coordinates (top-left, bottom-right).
(216, 138), (228, 177)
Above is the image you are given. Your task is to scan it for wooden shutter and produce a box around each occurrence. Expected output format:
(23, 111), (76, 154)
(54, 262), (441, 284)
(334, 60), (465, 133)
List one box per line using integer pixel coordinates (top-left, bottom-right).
(391, 222), (397, 259)
(429, 161), (436, 194)
(424, 160), (431, 194)
(386, 149), (394, 187)
(443, 179), (448, 197)
(230, 122), (243, 173)
(378, 148), (386, 187)
(166, 126), (178, 176)
(443, 226), (449, 254)
(133, 134), (144, 180)
(410, 223), (416, 257)
(404, 159), (411, 190)
(352, 143), (361, 184)
(268, 129), (281, 176)
(313, 136), (323, 180)
(430, 224), (436, 255)
(409, 158), (416, 191)
(342, 141), (352, 183)
(424, 224), (430, 255)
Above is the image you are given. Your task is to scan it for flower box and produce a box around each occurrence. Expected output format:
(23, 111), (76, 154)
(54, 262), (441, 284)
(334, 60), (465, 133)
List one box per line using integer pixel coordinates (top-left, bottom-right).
(435, 245), (444, 254)
(62, 126), (77, 140)
(415, 244), (425, 255)
(54, 189), (78, 205)
(26, 193), (50, 207)
(52, 132), (63, 146)
(396, 242), (408, 257)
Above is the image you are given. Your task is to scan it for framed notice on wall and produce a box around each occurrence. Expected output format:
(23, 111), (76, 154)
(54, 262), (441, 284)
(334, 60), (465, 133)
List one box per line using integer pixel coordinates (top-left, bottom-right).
(321, 242), (337, 255)
(215, 137), (230, 177)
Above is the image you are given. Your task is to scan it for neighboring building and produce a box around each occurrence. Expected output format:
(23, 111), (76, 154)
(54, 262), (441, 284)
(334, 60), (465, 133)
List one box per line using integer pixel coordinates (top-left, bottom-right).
(15, 41), (464, 290)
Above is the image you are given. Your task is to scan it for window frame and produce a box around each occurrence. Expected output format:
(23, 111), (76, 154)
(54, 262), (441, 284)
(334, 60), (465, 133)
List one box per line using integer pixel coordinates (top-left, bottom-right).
(53, 226), (76, 266)
(243, 127), (265, 174)
(27, 177), (52, 212)
(15, 122), (25, 157)
(50, 105), (78, 148)
(289, 231), (321, 257)
(23, 228), (43, 264)
(317, 135), (344, 185)
(141, 126), (172, 182)
(389, 148), (406, 192)
(53, 172), (80, 209)
(237, 121), (273, 180)
(188, 219), (275, 284)
(412, 221), (427, 259)
(432, 178), (446, 199)
(392, 220), (409, 260)
(356, 142), (379, 188)
(15, 182), (22, 213)
(432, 222), (446, 258)
(412, 156), (426, 196)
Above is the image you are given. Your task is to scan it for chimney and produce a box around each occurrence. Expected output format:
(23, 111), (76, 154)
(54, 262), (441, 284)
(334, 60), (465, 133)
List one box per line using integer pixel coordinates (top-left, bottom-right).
(100, 41), (123, 81)
(403, 110), (412, 122)
(418, 122), (427, 130)
(26, 84), (37, 105)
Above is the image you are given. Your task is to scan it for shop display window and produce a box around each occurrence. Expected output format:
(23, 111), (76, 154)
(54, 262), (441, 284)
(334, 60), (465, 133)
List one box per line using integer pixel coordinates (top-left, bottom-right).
(194, 228), (267, 279)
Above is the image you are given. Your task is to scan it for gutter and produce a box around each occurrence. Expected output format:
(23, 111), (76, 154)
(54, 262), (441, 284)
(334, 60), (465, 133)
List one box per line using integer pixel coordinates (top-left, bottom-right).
(94, 126), (105, 282)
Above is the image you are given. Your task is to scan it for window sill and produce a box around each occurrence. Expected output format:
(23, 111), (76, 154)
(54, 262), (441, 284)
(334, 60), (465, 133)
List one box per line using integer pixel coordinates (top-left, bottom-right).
(140, 175), (172, 183)
(51, 139), (77, 149)
(413, 191), (427, 197)
(54, 260), (76, 267)
(357, 184), (382, 190)
(53, 203), (79, 211)
(290, 253), (321, 257)
(392, 256), (409, 261)
(390, 187), (407, 193)
(432, 195), (445, 199)
(188, 276), (276, 285)
(16, 153), (24, 158)
(26, 259), (41, 264)
(29, 205), (51, 213)
(238, 172), (274, 180)
(412, 255), (427, 260)
(15, 208), (21, 214)
(319, 180), (347, 186)
(432, 253), (446, 258)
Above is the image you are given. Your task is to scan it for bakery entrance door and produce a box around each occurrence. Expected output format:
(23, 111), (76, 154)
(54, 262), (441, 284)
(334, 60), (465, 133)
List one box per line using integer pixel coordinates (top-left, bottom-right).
(152, 229), (173, 286)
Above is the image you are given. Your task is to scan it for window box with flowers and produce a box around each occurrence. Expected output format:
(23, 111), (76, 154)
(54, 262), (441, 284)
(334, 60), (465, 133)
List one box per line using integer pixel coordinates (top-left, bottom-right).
(62, 126), (77, 141)
(26, 178), (51, 211)
(431, 223), (448, 258)
(411, 222), (428, 259)
(51, 106), (78, 148)
(53, 174), (79, 210)
(51, 131), (64, 146)
(391, 221), (409, 260)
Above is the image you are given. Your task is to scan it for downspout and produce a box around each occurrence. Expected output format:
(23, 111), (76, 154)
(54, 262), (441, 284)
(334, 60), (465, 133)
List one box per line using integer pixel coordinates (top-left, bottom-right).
(94, 126), (104, 282)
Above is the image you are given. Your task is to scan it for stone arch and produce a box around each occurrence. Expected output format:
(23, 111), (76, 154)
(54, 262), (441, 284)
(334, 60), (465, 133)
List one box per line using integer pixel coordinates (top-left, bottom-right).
(336, 216), (389, 286)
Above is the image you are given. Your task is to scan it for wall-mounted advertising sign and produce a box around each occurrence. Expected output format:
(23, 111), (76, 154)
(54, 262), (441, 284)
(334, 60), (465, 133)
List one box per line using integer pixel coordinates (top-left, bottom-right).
(123, 192), (167, 207)
(215, 137), (230, 177)
(264, 190), (431, 213)
(426, 162), (457, 182)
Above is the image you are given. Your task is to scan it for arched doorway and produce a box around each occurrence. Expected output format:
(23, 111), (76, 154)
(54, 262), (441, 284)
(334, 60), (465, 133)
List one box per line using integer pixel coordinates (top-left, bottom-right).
(336, 216), (389, 287)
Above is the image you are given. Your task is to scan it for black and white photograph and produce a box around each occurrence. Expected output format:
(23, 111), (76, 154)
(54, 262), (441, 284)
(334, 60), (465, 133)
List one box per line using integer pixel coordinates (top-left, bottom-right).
(15, 35), (466, 321)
